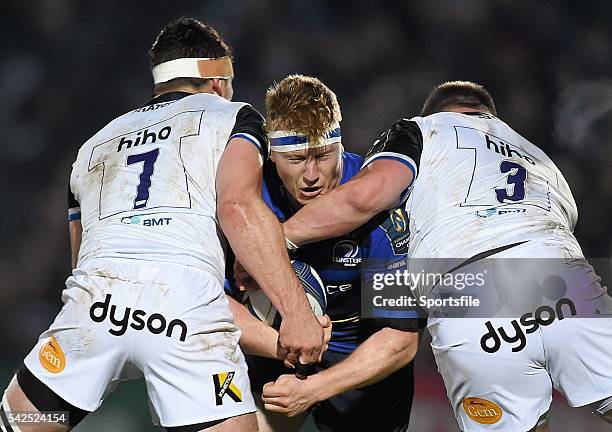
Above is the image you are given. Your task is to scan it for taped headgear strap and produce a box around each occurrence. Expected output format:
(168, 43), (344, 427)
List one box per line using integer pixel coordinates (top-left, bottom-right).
(268, 124), (342, 152)
(152, 57), (234, 84)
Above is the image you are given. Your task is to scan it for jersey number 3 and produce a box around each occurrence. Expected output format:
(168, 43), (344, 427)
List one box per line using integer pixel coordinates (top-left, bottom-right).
(495, 161), (526, 203)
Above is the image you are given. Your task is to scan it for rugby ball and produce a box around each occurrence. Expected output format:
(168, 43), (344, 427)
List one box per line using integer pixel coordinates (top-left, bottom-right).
(242, 260), (327, 328)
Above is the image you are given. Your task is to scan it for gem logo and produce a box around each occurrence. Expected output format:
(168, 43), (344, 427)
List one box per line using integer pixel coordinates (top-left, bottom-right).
(212, 372), (243, 406)
(463, 397), (503, 424)
(332, 240), (361, 266)
(39, 336), (66, 373)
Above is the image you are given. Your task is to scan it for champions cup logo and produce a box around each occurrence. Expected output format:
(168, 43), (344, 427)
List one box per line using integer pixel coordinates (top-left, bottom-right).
(381, 208), (410, 254)
(391, 208), (407, 233)
(463, 397), (503, 424)
(332, 240), (361, 267)
(39, 336), (66, 373)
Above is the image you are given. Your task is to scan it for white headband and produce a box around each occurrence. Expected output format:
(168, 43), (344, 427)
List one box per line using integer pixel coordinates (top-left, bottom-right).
(268, 123), (342, 152)
(151, 57), (234, 84)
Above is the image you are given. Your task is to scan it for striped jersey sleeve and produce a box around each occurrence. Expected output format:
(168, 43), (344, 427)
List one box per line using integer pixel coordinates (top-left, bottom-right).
(362, 118), (423, 186)
(229, 105), (269, 160)
(68, 186), (81, 221)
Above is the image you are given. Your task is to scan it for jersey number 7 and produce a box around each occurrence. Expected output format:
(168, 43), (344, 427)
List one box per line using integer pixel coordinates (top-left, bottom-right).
(127, 148), (160, 209)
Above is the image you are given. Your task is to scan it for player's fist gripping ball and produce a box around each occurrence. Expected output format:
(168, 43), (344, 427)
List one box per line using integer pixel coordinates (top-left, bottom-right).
(242, 260), (327, 328)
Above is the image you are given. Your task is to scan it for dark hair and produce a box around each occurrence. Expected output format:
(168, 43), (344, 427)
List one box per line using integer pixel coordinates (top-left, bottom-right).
(148, 17), (232, 67)
(421, 81), (497, 116)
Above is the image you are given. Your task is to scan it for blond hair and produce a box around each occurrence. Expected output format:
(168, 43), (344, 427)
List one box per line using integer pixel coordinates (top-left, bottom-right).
(266, 75), (342, 145)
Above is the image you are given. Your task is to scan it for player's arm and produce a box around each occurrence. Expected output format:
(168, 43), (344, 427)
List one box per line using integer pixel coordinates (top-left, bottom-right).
(68, 188), (82, 269)
(283, 119), (423, 247)
(226, 294), (332, 360)
(216, 106), (324, 366)
(226, 295), (281, 359)
(262, 327), (421, 417)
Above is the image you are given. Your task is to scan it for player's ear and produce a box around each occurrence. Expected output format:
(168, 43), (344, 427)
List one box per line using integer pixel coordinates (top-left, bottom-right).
(211, 78), (230, 100)
(270, 151), (278, 163)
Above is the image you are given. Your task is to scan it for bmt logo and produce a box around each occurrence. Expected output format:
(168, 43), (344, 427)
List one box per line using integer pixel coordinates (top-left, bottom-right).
(332, 240), (361, 266)
(121, 215), (172, 226)
(117, 126), (171, 152)
(463, 397), (503, 425)
(480, 297), (576, 353)
(89, 294), (188, 341)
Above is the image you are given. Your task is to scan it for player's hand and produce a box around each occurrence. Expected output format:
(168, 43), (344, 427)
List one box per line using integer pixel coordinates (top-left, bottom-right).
(319, 315), (332, 362)
(233, 259), (259, 292)
(262, 374), (321, 417)
(275, 315), (330, 365)
(278, 308), (325, 369)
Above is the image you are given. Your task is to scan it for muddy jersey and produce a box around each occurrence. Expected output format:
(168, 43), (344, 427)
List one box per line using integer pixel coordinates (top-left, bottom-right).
(68, 91), (267, 282)
(363, 111), (579, 261)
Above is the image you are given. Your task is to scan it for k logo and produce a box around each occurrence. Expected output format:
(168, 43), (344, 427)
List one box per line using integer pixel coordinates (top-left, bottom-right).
(212, 372), (243, 406)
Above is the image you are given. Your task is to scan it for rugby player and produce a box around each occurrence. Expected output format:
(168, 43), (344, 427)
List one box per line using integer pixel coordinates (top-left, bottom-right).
(227, 75), (422, 432)
(281, 81), (612, 431)
(0, 18), (324, 432)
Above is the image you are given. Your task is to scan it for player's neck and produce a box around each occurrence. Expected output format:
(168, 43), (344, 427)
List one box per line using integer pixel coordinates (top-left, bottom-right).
(444, 105), (490, 115)
(153, 84), (215, 98)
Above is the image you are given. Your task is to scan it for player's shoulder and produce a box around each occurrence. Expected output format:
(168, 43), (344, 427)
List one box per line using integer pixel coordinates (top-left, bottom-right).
(174, 92), (256, 116)
(421, 111), (503, 129)
(340, 151), (364, 182)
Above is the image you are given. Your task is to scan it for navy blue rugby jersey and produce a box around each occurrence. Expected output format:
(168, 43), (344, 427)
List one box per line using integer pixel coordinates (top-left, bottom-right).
(261, 152), (414, 353)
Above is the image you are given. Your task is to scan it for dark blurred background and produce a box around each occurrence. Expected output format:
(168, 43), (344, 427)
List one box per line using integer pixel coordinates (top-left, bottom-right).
(1, 1), (611, 430)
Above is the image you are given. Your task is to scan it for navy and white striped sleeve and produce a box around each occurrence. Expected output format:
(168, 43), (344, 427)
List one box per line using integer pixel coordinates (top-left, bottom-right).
(68, 186), (81, 222)
(362, 118), (423, 185)
(229, 105), (269, 160)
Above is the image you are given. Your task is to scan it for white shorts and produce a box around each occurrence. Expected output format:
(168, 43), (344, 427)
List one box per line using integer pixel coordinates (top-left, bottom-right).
(429, 240), (612, 431)
(23, 258), (255, 428)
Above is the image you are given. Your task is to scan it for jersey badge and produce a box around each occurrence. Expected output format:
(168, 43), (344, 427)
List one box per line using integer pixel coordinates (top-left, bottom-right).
(212, 371), (243, 405)
(39, 336), (66, 374)
(381, 208), (410, 255)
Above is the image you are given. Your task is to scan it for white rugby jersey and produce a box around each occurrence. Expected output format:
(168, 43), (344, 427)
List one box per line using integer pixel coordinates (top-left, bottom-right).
(68, 92), (267, 281)
(363, 111), (579, 259)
